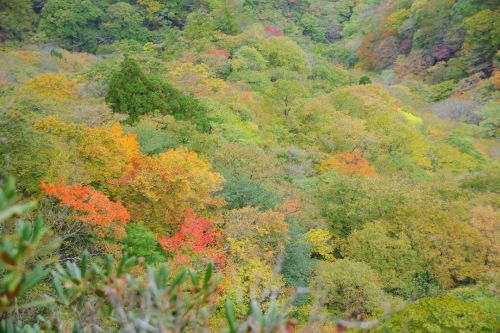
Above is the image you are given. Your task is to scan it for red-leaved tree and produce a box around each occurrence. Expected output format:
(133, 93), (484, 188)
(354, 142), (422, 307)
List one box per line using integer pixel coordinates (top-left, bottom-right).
(264, 25), (284, 37)
(40, 180), (130, 238)
(158, 210), (225, 269)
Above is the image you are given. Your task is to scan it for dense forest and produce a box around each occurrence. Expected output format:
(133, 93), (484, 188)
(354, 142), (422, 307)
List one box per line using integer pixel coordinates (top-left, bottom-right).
(0, 0), (499, 332)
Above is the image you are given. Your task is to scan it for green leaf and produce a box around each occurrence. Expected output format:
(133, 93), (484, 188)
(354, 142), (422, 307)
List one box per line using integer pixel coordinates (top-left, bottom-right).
(72, 320), (81, 333)
(203, 262), (213, 288)
(225, 299), (237, 333)
(173, 268), (187, 286)
(7, 272), (22, 293)
(158, 264), (168, 288)
(19, 266), (47, 296)
(189, 270), (199, 287)
(104, 255), (113, 277)
(80, 250), (89, 277)
(52, 276), (67, 304)
(0, 202), (37, 223)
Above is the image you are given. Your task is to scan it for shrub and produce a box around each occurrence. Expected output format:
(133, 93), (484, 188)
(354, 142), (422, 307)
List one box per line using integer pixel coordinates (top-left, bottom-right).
(475, 100), (500, 137)
(319, 151), (376, 177)
(40, 0), (103, 52)
(122, 224), (166, 264)
(313, 259), (383, 316)
(343, 222), (422, 294)
(379, 293), (499, 332)
(222, 175), (280, 211)
(26, 73), (77, 101)
(159, 210), (225, 269)
(429, 80), (456, 101)
(359, 75), (372, 84)
(282, 223), (313, 294)
(100, 2), (149, 43)
(40, 180), (130, 239)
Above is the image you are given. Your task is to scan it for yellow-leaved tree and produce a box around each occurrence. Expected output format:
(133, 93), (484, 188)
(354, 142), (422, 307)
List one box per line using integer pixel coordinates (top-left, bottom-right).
(26, 73), (77, 101)
(34, 118), (138, 187)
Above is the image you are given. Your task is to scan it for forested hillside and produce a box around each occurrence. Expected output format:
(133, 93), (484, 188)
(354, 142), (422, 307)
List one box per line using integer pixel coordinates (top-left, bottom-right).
(0, 1), (499, 332)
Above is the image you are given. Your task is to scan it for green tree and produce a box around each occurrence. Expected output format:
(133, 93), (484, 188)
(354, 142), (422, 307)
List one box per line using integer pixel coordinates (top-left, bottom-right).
(101, 2), (149, 43)
(258, 37), (310, 73)
(106, 57), (212, 130)
(271, 79), (309, 117)
(222, 175), (280, 211)
(313, 173), (407, 237)
(0, 0), (36, 41)
(358, 75), (371, 84)
(313, 259), (383, 316)
(320, 44), (358, 67)
(184, 10), (216, 40)
(342, 222), (422, 295)
(300, 14), (326, 42)
(106, 56), (151, 121)
(282, 223), (313, 294)
(379, 293), (499, 332)
(213, 2), (240, 35)
(463, 9), (500, 72)
(122, 224), (166, 264)
(0, 111), (55, 194)
(40, 0), (104, 52)
(475, 99), (500, 138)
(231, 46), (268, 72)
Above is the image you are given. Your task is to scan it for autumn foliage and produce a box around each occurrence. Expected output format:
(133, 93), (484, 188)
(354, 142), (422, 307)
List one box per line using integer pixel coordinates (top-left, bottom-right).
(264, 25), (284, 37)
(26, 72), (77, 101)
(40, 180), (130, 238)
(159, 210), (225, 268)
(208, 49), (230, 58)
(116, 147), (224, 231)
(319, 151), (376, 176)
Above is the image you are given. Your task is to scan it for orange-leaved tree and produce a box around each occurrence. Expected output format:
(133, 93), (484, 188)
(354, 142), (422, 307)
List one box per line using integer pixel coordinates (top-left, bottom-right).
(319, 151), (376, 176)
(40, 180), (130, 238)
(158, 210), (225, 269)
(115, 147), (224, 232)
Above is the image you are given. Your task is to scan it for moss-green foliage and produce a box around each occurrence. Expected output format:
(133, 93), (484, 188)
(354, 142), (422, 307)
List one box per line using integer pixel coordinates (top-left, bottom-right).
(101, 2), (149, 43)
(212, 3), (241, 35)
(282, 223), (313, 292)
(313, 259), (383, 316)
(312, 173), (408, 237)
(429, 80), (456, 102)
(311, 63), (352, 90)
(257, 37), (310, 73)
(122, 224), (166, 265)
(446, 133), (485, 162)
(300, 14), (326, 42)
(0, 111), (54, 194)
(231, 46), (268, 72)
(379, 291), (500, 332)
(40, 0), (104, 53)
(0, 0), (36, 41)
(475, 99), (500, 138)
(222, 175), (280, 211)
(228, 70), (272, 92)
(129, 115), (216, 156)
(463, 9), (500, 71)
(318, 44), (358, 68)
(342, 222), (422, 295)
(459, 166), (500, 193)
